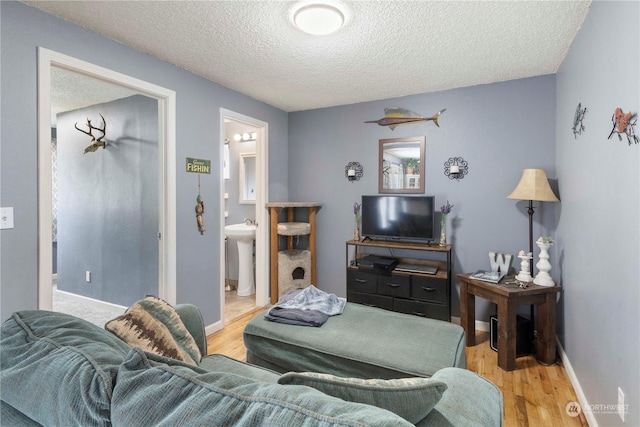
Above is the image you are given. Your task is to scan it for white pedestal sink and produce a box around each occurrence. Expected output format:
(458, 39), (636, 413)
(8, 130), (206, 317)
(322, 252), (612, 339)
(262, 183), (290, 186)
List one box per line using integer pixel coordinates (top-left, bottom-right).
(224, 223), (257, 296)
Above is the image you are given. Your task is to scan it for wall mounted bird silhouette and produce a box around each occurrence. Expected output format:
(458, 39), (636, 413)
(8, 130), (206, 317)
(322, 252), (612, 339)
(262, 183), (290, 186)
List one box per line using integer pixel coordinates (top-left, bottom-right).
(608, 108), (638, 145)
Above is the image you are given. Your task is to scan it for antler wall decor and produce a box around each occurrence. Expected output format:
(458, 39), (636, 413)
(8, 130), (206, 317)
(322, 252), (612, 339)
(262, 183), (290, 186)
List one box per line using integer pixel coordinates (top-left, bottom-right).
(75, 113), (107, 154)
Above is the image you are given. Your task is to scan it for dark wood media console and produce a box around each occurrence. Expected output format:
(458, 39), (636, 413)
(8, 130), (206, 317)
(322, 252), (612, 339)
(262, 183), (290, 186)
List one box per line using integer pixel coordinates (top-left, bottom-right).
(345, 239), (452, 321)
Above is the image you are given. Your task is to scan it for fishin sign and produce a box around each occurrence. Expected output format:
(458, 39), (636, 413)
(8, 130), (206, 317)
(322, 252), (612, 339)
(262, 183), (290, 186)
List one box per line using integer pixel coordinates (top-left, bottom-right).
(186, 157), (211, 174)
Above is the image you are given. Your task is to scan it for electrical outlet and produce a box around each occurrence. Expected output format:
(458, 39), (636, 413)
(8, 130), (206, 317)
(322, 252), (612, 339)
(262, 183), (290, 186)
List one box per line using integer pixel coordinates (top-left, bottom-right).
(618, 387), (625, 422)
(85, 271), (91, 283)
(0, 207), (14, 229)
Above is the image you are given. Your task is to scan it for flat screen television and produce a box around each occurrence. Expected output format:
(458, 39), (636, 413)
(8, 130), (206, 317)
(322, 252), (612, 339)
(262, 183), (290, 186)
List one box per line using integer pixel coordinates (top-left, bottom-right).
(361, 195), (435, 242)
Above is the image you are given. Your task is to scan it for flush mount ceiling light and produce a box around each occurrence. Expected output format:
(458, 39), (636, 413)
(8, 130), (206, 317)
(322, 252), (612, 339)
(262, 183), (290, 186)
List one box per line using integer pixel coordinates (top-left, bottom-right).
(293, 3), (345, 36)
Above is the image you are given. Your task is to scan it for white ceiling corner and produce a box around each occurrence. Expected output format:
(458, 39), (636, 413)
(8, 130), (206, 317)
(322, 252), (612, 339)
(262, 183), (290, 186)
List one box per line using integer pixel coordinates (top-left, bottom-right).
(25, 0), (592, 113)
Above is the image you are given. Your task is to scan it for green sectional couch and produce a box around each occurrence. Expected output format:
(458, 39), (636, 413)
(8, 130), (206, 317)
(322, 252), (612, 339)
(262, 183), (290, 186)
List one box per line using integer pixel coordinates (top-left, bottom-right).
(1, 304), (502, 426)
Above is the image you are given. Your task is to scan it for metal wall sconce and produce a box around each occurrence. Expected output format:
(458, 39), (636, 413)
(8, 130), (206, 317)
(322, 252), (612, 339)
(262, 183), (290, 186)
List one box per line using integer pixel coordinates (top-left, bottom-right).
(444, 157), (468, 180)
(345, 162), (363, 182)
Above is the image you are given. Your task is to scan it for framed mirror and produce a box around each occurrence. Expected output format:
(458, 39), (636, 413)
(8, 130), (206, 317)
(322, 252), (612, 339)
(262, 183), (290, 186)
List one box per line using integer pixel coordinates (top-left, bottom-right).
(239, 152), (256, 203)
(378, 136), (426, 193)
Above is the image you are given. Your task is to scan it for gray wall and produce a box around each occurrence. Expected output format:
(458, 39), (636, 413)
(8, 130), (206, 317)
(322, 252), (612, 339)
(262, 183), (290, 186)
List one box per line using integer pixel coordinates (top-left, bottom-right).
(288, 75), (558, 321)
(556, 1), (639, 425)
(57, 95), (158, 305)
(0, 1), (289, 325)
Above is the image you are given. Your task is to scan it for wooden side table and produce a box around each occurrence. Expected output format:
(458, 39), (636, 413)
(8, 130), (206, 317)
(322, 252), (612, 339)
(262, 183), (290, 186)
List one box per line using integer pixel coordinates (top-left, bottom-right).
(457, 273), (561, 371)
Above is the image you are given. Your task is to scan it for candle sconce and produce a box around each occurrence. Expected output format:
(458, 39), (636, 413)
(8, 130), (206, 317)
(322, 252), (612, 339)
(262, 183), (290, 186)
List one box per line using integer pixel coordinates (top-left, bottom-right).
(345, 161), (363, 182)
(444, 157), (468, 180)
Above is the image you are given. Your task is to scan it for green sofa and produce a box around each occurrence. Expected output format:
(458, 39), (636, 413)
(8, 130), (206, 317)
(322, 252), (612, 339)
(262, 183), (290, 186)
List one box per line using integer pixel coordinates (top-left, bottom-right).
(1, 305), (502, 426)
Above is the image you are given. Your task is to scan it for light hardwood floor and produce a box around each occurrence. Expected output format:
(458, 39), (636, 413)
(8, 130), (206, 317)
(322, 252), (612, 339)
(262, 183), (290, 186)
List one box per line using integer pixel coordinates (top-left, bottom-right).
(207, 309), (588, 427)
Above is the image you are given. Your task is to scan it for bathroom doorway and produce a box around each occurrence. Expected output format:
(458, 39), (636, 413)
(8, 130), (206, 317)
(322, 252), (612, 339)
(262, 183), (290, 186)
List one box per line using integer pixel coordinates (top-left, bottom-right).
(219, 110), (268, 325)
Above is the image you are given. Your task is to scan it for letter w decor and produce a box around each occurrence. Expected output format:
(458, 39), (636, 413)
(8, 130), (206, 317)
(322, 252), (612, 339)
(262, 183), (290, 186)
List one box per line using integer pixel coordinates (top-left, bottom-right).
(489, 252), (513, 273)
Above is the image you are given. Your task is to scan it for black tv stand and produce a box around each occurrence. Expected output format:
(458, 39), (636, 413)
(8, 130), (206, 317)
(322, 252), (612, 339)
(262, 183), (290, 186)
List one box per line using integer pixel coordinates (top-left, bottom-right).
(345, 239), (452, 321)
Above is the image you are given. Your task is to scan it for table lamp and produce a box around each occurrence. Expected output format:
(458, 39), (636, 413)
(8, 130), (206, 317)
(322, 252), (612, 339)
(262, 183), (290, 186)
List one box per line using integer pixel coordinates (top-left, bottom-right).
(507, 169), (560, 270)
(507, 168), (559, 353)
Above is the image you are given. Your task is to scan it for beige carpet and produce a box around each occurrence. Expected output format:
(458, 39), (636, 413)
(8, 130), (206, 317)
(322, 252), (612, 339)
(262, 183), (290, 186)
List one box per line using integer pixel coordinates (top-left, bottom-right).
(52, 288), (125, 328)
(53, 285), (257, 327)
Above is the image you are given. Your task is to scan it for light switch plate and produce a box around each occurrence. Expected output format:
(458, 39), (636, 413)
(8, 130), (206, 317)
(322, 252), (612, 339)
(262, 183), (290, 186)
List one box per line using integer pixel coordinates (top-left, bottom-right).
(0, 207), (14, 229)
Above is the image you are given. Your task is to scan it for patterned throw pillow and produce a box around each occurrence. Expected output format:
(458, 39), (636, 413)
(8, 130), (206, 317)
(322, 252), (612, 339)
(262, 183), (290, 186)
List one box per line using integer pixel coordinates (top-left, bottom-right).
(278, 372), (447, 424)
(105, 296), (202, 366)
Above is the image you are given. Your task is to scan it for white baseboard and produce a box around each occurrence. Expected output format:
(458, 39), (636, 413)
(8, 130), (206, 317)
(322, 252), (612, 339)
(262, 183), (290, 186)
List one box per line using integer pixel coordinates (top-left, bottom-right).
(557, 338), (597, 426)
(450, 316), (490, 332)
(205, 320), (223, 336)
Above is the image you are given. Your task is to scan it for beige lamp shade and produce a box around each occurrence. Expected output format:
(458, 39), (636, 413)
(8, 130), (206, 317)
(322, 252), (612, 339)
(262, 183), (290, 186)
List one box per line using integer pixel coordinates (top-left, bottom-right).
(507, 169), (560, 202)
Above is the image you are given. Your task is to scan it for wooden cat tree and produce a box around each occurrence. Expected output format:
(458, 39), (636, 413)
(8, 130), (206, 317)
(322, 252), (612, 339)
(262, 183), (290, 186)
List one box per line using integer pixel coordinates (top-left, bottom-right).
(266, 202), (321, 304)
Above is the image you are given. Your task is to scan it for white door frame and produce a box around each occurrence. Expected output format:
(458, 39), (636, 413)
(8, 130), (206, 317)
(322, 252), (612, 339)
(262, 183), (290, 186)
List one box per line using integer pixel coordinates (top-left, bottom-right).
(219, 109), (269, 326)
(37, 47), (177, 308)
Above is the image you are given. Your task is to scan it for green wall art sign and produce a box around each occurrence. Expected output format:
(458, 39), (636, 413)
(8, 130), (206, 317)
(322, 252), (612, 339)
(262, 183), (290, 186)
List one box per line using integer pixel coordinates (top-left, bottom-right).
(186, 157), (211, 174)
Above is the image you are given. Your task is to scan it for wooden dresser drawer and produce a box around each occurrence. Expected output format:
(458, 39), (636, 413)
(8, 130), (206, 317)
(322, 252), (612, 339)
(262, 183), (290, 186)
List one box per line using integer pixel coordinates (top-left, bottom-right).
(348, 291), (394, 311)
(410, 276), (448, 304)
(345, 239), (452, 323)
(347, 269), (378, 293)
(377, 273), (411, 298)
(393, 299), (449, 321)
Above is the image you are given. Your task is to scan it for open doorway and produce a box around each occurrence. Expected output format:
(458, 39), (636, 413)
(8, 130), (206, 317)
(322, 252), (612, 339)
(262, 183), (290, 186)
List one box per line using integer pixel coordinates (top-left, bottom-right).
(37, 48), (177, 325)
(219, 110), (269, 326)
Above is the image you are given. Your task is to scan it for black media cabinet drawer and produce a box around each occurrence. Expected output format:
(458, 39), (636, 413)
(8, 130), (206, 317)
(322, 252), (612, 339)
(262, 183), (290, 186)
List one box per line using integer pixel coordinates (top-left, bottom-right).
(377, 274), (411, 298)
(347, 269), (378, 293)
(348, 291), (394, 311)
(394, 299), (449, 321)
(410, 276), (448, 304)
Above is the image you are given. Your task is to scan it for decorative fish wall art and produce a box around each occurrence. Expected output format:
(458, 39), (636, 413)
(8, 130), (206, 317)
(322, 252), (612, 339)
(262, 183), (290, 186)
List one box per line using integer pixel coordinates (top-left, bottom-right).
(365, 107), (446, 130)
(608, 108), (638, 145)
(572, 103), (587, 138)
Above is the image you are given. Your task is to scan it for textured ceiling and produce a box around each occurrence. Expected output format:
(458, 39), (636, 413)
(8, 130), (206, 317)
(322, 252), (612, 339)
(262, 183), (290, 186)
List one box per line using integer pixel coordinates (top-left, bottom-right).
(26, 0), (591, 113)
(50, 66), (140, 123)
